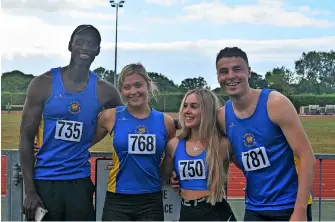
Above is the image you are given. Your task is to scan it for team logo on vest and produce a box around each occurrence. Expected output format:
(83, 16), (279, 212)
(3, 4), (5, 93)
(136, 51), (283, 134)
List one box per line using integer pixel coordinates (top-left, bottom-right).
(68, 101), (81, 114)
(134, 125), (148, 134)
(243, 133), (256, 148)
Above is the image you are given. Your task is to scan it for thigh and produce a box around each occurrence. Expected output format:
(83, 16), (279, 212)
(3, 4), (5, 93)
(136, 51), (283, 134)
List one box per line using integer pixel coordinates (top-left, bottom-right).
(64, 177), (95, 221)
(136, 192), (164, 221)
(102, 191), (134, 221)
(214, 199), (237, 221)
(244, 209), (268, 221)
(35, 180), (65, 221)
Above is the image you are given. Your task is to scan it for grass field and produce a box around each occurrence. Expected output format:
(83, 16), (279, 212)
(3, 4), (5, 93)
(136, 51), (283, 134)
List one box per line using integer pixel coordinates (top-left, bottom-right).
(1, 113), (335, 153)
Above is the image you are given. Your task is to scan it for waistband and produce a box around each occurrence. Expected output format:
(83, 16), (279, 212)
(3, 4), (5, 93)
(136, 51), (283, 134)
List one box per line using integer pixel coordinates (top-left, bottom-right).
(181, 197), (207, 207)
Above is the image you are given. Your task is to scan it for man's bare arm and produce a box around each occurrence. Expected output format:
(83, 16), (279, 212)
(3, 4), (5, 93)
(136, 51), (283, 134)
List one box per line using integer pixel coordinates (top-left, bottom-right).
(19, 75), (50, 195)
(97, 80), (124, 109)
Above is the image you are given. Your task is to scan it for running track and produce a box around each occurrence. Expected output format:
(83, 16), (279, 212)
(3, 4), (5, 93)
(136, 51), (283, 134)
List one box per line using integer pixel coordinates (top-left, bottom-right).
(1, 156), (335, 198)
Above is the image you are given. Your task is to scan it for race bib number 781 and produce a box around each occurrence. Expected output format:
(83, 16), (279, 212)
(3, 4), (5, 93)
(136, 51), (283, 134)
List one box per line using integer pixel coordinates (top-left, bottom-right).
(242, 146), (271, 171)
(54, 120), (83, 142)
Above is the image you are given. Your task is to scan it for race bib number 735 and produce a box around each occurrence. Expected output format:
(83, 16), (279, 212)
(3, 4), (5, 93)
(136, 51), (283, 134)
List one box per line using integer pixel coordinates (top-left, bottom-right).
(242, 146), (271, 171)
(54, 120), (83, 142)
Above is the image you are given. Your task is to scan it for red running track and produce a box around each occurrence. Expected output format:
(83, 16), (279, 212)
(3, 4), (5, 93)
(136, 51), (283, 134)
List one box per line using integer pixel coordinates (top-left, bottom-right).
(1, 156), (335, 199)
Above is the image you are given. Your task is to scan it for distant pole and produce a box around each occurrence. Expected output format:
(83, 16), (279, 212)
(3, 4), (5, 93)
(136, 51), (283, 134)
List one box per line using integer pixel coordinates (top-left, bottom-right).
(109, 0), (125, 86)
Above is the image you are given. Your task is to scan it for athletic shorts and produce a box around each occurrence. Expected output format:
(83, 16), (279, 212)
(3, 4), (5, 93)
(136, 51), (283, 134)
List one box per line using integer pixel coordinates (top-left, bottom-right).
(102, 190), (164, 221)
(244, 204), (313, 221)
(34, 176), (95, 221)
(179, 197), (237, 221)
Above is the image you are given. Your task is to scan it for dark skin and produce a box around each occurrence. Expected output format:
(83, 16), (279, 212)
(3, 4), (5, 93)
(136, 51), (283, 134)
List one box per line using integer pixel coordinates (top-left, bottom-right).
(19, 28), (123, 221)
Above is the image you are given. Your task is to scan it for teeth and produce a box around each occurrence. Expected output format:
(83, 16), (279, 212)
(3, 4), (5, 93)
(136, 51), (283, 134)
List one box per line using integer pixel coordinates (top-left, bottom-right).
(185, 117), (194, 120)
(226, 82), (240, 86)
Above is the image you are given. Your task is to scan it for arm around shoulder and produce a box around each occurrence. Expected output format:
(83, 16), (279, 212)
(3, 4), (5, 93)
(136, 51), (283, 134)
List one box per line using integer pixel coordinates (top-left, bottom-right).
(97, 80), (124, 109)
(164, 113), (177, 141)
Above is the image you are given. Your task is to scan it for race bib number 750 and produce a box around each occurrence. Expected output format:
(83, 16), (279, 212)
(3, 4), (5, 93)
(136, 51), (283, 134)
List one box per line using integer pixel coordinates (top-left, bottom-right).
(178, 159), (206, 180)
(242, 146), (271, 171)
(54, 120), (83, 142)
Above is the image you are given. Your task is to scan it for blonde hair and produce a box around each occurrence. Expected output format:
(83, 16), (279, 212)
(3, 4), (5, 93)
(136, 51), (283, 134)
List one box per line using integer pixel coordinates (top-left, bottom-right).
(117, 63), (159, 102)
(178, 88), (227, 205)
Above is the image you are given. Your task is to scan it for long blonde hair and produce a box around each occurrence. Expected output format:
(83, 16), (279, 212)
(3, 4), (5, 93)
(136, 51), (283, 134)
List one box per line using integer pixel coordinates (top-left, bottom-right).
(178, 88), (227, 205)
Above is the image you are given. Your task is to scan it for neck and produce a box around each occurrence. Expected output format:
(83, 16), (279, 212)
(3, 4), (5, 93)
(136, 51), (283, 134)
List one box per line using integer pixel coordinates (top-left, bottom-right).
(127, 103), (151, 118)
(65, 60), (91, 83)
(189, 128), (201, 142)
(230, 87), (255, 111)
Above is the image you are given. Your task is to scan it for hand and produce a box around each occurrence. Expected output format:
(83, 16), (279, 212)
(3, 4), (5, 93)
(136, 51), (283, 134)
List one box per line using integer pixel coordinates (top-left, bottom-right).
(106, 160), (114, 170)
(170, 171), (180, 192)
(290, 208), (307, 221)
(23, 192), (45, 221)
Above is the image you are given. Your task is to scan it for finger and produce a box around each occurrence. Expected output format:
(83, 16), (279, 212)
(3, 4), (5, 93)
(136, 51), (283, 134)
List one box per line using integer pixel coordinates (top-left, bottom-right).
(172, 171), (177, 177)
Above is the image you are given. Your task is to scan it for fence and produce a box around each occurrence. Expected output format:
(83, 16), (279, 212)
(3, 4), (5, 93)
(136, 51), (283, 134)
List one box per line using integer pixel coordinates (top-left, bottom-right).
(1, 150), (335, 221)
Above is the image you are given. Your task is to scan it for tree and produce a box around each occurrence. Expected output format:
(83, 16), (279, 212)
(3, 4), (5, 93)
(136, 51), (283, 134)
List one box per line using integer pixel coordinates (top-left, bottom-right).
(1, 70), (35, 93)
(179, 77), (208, 92)
(265, 67), (295, 95)
(93, 67), (116, 84)
(148, 72), (179, 92)
(249, 72), (268, 89)
(295, 51), (335, 94)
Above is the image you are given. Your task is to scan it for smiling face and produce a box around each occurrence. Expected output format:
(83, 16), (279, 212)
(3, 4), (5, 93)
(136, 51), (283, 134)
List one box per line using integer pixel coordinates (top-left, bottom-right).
(121, 73), (149, 108)
(182, 93), (201, 129)
(216, 56), (251, 98)
(69, 27), (101, 66)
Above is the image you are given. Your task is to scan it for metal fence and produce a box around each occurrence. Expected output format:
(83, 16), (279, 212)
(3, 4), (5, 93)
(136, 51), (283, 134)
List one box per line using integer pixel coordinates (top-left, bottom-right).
(1, 150), (334, 221)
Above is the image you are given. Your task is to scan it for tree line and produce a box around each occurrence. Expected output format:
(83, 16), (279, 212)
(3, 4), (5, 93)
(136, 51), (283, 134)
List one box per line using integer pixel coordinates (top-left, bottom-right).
(1, 50), (334, 95)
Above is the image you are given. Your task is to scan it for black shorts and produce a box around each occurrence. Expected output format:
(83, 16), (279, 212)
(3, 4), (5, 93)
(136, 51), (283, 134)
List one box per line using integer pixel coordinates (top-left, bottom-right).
(34, 176), (95, 221)
(244, 204), (313, 221)
(102, 190), (164, 221)
(179, 197), (237, 221)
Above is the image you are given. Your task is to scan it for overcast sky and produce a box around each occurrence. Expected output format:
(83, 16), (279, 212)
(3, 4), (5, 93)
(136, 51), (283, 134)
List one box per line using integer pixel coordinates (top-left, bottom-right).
(1, 0), (335, 89)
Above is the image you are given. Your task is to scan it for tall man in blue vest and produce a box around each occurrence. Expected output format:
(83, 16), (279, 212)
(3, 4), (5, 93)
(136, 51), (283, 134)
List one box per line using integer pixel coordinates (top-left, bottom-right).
(19, 24), (123, 221)
(171, 47), (315, 221)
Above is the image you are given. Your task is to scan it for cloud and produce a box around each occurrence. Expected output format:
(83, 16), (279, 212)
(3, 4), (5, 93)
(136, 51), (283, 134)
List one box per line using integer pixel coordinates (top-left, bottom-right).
(1, 0), (105, 12)
(0, 12), (134, 60)
(146, 0), (334, 28)
(144, 0), (189, 6)
(68, 11), (116, 21)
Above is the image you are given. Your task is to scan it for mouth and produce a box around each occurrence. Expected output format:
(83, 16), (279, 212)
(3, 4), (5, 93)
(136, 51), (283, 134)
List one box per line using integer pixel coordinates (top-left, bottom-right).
(225, 81), (241, 88)
(184, 116), (195, 121)
(79, 53), (90, 60)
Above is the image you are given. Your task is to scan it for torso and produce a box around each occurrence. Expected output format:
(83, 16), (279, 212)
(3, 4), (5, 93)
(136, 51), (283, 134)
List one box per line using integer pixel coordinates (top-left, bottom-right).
(107, 106), (169, 194)
(173, 138), (210, 200)
(225, 88), (300, 211)
(34, 67), (102, 180)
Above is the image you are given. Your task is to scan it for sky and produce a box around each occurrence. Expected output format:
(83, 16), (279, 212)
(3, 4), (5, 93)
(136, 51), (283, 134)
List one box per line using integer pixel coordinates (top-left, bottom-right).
(1, 0), (335, 89)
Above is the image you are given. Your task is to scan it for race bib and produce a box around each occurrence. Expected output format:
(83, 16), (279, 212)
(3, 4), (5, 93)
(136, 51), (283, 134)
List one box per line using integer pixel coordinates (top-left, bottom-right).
(54, 120), (83, 142)
(128, 134), (156, 154)
(178, 159), (206, 180)
(242, 146), (271, 171)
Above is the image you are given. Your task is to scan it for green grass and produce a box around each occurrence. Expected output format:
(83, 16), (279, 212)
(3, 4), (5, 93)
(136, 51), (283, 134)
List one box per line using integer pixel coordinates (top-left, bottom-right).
(1, 113), (334, 153)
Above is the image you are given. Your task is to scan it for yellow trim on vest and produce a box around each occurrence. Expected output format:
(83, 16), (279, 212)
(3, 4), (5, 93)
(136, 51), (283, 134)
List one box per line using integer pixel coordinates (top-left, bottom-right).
(35, 117), (44, 148)
(107, 131), (120, 193)
(294, 155), (313, 204)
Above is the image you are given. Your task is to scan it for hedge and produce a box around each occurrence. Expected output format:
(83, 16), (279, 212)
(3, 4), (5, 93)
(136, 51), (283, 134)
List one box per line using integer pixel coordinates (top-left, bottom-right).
(2, 92), (335, 113)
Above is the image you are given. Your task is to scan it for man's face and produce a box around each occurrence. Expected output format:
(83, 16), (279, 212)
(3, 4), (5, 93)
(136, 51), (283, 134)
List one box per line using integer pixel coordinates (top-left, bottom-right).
(216, 57), (251, 97)
(69, 28), (100, 66)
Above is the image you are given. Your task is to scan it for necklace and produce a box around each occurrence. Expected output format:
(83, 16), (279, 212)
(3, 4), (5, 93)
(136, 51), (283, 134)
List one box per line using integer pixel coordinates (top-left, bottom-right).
(193, 146), (200, 152)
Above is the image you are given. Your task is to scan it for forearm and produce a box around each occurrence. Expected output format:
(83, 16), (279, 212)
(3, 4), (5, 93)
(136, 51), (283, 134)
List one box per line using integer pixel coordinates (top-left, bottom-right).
(160, 158), (173, 182)
(19, 138), (36, 195)
(295, 153), (316, 210)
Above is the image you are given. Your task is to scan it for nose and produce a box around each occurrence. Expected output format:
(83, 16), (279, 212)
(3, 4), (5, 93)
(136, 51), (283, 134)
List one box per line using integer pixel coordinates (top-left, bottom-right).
(129, 86), (137, 95)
